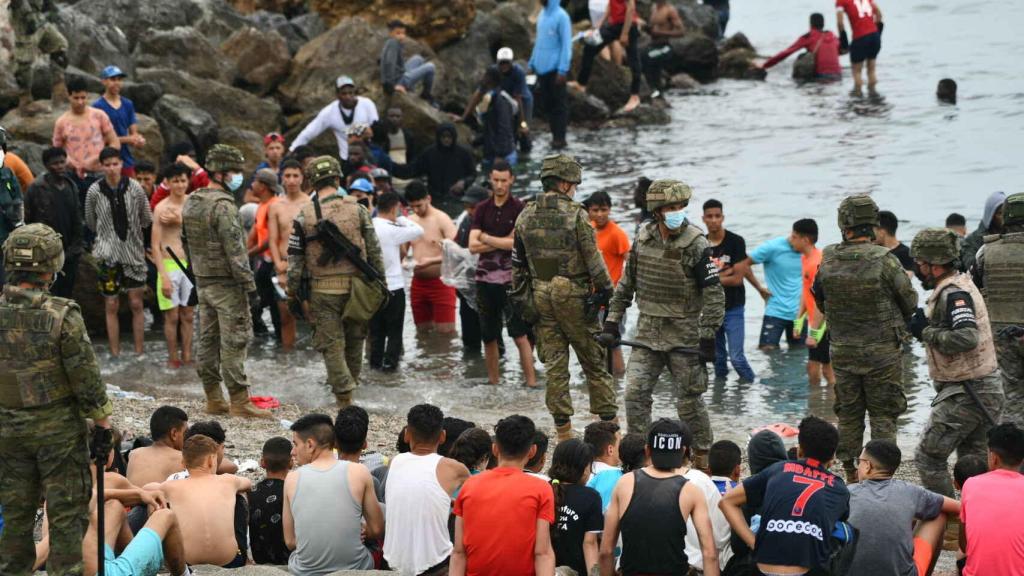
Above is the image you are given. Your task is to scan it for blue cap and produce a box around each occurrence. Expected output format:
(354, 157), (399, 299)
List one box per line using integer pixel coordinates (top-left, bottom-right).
(99, 65), (126, 80)
(350, 178), (374, 193)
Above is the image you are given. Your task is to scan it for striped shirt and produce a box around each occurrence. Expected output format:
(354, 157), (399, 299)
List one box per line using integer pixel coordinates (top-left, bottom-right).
(85, 177), (152, 282)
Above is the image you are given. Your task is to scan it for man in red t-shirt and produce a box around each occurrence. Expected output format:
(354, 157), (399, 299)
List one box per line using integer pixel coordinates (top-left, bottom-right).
(150, 142), (211, 210)
(761, 13), (841, 79)
(836, 0), (885, 92)
(451, 415), (556, 576)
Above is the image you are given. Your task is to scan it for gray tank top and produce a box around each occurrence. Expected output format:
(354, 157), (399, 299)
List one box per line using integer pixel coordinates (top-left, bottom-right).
(288, 460), (374, 575)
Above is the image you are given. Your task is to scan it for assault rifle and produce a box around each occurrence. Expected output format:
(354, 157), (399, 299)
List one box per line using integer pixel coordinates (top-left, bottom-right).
(309, 196), (386, 285)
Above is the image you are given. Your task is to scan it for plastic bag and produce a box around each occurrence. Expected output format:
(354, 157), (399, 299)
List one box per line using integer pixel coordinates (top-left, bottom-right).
(441, 239), (479, 309)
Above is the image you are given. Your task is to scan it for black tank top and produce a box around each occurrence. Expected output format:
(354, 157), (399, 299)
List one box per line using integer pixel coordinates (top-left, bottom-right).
(620, 469), (690, 575)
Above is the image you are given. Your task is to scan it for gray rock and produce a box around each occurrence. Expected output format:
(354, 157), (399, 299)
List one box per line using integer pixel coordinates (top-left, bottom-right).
(290, 12), (327, 43)
(73, 0), (199, 51)
(669, 72), (700, 91)
(246, 11), (306, 54)
(134, 27), (234, 83)
(673, 0), (721, 39)
(382, 90), (474, 154)
(8, 141), (46, 176)
(0, 68), (19, 117)
(120, 82), (164, 116)
(63, 67), (105, 94)
(722, 32), (755, 53)
(217, 126), (267, 174)
(565, 87), (611, 123)
(151, 94), (220, 156)
(601, 103), (672, 128)
(570, 45), (633, 111)
(53, 5), (133, 77)
(221, 26), (291, 95)
(192, 0), (251, 46)
(668, 34), (719, 82)
(718, 48), (759, 80)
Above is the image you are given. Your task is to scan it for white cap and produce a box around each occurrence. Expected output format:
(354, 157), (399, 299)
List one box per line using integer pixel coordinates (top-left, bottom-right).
(496, 47), (514, 62)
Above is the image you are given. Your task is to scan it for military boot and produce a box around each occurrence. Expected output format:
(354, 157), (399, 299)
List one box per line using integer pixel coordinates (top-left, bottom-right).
(693, 449), (710, 474)
(556, 422), (574, 443)
(228, 388), (274, 419)
(334, 392), (353, 409)
(204, 384), (230, 415)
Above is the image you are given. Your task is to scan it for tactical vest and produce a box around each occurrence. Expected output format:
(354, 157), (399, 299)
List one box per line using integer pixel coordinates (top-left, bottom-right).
(818, 242), (905, 348)
(299, 196), (365, 293)
(925, 273), (998, 382)
(521, 193), (588, 282)
(182, 189), (238, 281)
(634, 223), (702, 318)
(0, 289), (73, 409)
(981, 232), (1024, 324)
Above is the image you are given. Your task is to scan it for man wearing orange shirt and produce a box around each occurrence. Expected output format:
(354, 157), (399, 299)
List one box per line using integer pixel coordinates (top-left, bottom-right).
(585, 191), (630, 376)
(247, 169), (283, 343)
(793, 219), (834, 387)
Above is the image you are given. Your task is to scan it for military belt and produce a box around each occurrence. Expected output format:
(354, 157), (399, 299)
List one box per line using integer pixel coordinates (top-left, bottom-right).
(312, 275), (352, 295)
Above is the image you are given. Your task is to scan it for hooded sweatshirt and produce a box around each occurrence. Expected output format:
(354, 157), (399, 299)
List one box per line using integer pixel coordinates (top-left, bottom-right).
(730, 430), (791, 557)
(961, 191), (1006, 272)
(529, 0), (573, 76)
(392, 123), (477, 199)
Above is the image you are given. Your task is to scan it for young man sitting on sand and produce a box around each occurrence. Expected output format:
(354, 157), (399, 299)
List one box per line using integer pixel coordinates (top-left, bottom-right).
(126, 405), (189, 489)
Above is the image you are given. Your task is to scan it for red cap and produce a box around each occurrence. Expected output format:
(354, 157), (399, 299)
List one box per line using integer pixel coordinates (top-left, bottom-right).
(264, 132), (285, 146)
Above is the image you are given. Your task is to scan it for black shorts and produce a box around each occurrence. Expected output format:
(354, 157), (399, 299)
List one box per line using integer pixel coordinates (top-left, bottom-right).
(808, 330), (832, 364)
(477, 281), (530, 343)
(849, 32), (881, 64)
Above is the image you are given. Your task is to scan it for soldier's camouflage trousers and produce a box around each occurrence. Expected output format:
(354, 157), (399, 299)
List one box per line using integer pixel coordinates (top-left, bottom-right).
(833, 354), (907, 464)
(13, 22), (67, 94)
(197, 284), (252, 399)
(916, 373), (1004, 497)
(993, 323), (1024, 427)
(0, 426), (90, 576)
(626, 348), (712, 450)
(533, 277), (617, 421)
(310, 291), (367, 397)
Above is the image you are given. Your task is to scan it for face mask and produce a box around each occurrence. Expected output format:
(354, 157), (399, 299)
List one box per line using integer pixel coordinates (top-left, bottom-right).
(227, 173), (244, 192)
(663, 209), (687, 230)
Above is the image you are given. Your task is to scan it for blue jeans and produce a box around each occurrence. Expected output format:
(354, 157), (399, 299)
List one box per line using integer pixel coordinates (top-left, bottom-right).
(759, 314), (806, 348)
(715, 306), (755, 381)
(399, 54), (435, 96)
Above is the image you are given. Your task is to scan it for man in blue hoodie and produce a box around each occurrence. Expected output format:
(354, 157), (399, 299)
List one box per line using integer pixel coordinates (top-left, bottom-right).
(528, 0), (572, 150)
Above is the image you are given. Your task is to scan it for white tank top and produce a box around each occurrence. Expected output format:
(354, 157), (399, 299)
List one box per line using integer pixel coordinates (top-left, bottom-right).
(383, 453), (453, 576)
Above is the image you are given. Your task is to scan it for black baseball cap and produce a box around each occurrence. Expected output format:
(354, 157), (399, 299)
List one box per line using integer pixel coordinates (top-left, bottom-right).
(647, 418), (691, 470)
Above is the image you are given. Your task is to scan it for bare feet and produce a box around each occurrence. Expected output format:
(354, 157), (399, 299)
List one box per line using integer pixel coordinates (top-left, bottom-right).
(619, 95), (641, 114)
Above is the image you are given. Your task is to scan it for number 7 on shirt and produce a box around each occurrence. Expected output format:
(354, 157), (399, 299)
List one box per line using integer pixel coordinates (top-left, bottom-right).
(791, 476), (825, 517)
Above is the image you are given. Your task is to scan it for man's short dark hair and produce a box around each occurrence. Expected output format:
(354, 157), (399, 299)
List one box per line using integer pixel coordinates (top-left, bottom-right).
(877, 210), (898, 236)
(149, 405), (188, 441)
(584, 421), (620, 457)
(439, 417), (476, 457)
(633, 177), (652, 211)
(186, 420), (226, 445)
(953, 454), (988, 487)
(619, 432), (648, 473)
(987, 423), (1024, 466)
(376, 191), (402, 213)
(388, 19), (406, 30)
(798, 415), (839, 462)
(290, 413), (335, 448)
(709, 440), (742, 477)
(407, 404), (444, 444)
(863, 439), (902, 473)
(99, 147), (121, 163)
(494, 414), (536, 459)
(291, 145), (316, 164)
(262, 437), (293, 472)
(810, 13), (825, 30)
(490, 158), (512, 175)
(404, 179), (429, 202)
(42, 146), (67, 166)
(67, 76), (89, 95)
(937, 79), (958, 104)
(525, 430), (549, 469)
(482, 66), (502, 88)
(281, 158), (303, 173)
(396, 426), (411, 453)
(793, 218), (819, 243)
(134, 160), (156, 175)
(703, 199), (723, 212)
(583, 191), (612, 209)
(162, 162), (191, 181)
(335, 405), (370, 454)
(945, 212), (966, 227)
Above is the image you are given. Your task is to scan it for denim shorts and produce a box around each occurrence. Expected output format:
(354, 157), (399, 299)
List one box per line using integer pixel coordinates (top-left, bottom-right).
(759, 315), (806, 348)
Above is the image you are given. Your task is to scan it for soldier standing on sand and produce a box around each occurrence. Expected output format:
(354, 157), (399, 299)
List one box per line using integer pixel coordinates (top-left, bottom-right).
(601, 179), (724, 469)
(814, 194), (917, 483)
(972, 192), (1024, 428)
(287, 156), (384, 409)
(10, 0), (68, 107)
(910, 228), (1004, 498)
(182, 144), (273, 419)
(0, 223), (112, 575)
(512, 154), (617, 442)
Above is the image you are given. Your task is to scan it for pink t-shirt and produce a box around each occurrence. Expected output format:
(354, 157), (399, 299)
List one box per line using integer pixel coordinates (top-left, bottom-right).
(52, 107), (115, 177)
(961, 469), (1024, 576)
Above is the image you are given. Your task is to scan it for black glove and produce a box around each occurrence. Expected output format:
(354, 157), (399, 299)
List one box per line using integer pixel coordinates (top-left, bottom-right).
(585, 288), (613, 319)
(839, 30), (850, 53)
(91, 426), (114, 464)
(998, 325), (1024, 340)
(909, 308), (928, 341)
(699, 338), (716, 363)
(597, 321), (620, 347)
(877, 21), (884, 36)
(287, 298), (306, 321)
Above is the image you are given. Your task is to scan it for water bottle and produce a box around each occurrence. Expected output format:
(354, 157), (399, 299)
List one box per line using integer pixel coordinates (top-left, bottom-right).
(271, 276), (287, 301)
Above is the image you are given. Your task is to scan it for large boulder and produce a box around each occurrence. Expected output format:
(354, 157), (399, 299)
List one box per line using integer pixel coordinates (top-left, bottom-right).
(0, 68), (19, 116)
(228, 0), (307, 18)
(722, 32), (755, 53)
(121, 82), (165, 116)
(570, 47), (632, 111)
(718, 48), (763, 80)
(8, 141), (47, 176)
(565, 88), (611, 124)
(151, 94), (220, 156)
(220, 27), (292, 95)
(73, 0), (199, 51)
(0, 100), (64, 147)
(216, 127), (265, 174)
(383, 91), (473, 153)
(192, 0), (252, 45)
(310, 0), (476, 49)
(134, 114), (167, 169)
(134, 28), (234, 84)
(137, 69), (283, 136)
(600, 103), (672, 129)
(53, 5), (134, 77)
(246, 10), (323, 55)
(673, 0), (721, 39)
(668, 34), (719, 82)
(289, 13), (327, 48)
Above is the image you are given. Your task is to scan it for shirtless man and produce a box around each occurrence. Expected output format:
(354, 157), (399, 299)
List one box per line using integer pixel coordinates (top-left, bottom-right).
(145, 434), (253, 568)
(152, 163), (195, 368)
(642, 0), (686, 98)
(126, 406), (189, 489)
(405, 180), (458, 333)
(268, 159), (309, 350)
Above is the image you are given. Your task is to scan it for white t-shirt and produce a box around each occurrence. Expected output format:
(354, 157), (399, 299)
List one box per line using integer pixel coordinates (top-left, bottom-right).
(291, 96), (379, 160)
(683, 468), (734, 571)
(373, 215), (424, 291)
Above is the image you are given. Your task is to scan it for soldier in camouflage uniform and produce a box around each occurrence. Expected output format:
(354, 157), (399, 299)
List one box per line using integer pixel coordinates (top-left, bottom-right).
(287, 156), (384, 408)
(972, 192), (1024, 428)
(9, 0), (68, 107)
(814, 194), (918, 481)
(512, 154), (616, 442)
(0, 223), (112, 575)
(909, 228), (1004, 497)
(602, 180), (724, 463)
(182, 145), (272, 419)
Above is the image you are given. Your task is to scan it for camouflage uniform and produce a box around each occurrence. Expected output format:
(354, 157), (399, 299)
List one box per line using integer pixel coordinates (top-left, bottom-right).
(10, 0), (68, 104)
(287, 157), (384, 408)
(182, 145), (269, 417)
(814, 195), (917, 471)
(512, 154), (616, 436)
(973, 193), (1024, 427)
(606, 180), (724, 450)
(911, 229), (1004, 497)
(0, 223), (111, 576)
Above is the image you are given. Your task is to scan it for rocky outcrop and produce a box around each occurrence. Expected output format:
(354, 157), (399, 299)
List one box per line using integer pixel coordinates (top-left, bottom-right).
(134, 115), (167, 169)
(217, 127), (266, 174)
(245, 11), (325, 55)
(570, 47), (633, 111)
(121, 82), (165, 116)
(383, 91), (474, 153)
(53, 5), (133, 77)
(151, 95), (220, 156)
(674, 0), (721, 39)
(722, 32), (755, 53)
(228, 0), (307, 18)
(601, 103), (672, 129)
(221, 27), (292, 95)
(310, 0), (476, 49)
(668, 35), (720, 82)
(718, 48), (761, 80)
(73, 0), (199, 51)
(565, 88), (611, 123)
(134, 28), (234, 84)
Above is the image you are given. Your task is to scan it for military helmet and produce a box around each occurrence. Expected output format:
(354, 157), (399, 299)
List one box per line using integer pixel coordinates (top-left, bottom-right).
(1002, 192), (1024, 227)
(306, 155), (342, 185)
(2, 223), (65, 276)
(837, 194), (879, 229)
(205, 144), (245, 173)
(911, 227), (961, 265)
(645, 179), (693, 213)
(540, 154), (582, 185)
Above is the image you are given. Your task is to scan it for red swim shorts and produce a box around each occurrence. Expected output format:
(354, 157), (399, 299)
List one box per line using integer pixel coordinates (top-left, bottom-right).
(411, 276), (456, 325)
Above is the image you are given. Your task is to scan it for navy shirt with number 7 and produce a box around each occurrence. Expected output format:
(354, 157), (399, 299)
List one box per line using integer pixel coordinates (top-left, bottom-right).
(743, 458), (850, 569)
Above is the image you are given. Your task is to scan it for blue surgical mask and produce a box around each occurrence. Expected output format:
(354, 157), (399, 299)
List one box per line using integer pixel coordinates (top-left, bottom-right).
(227, 173), (244, 192)
(663, 209), (687, 230)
